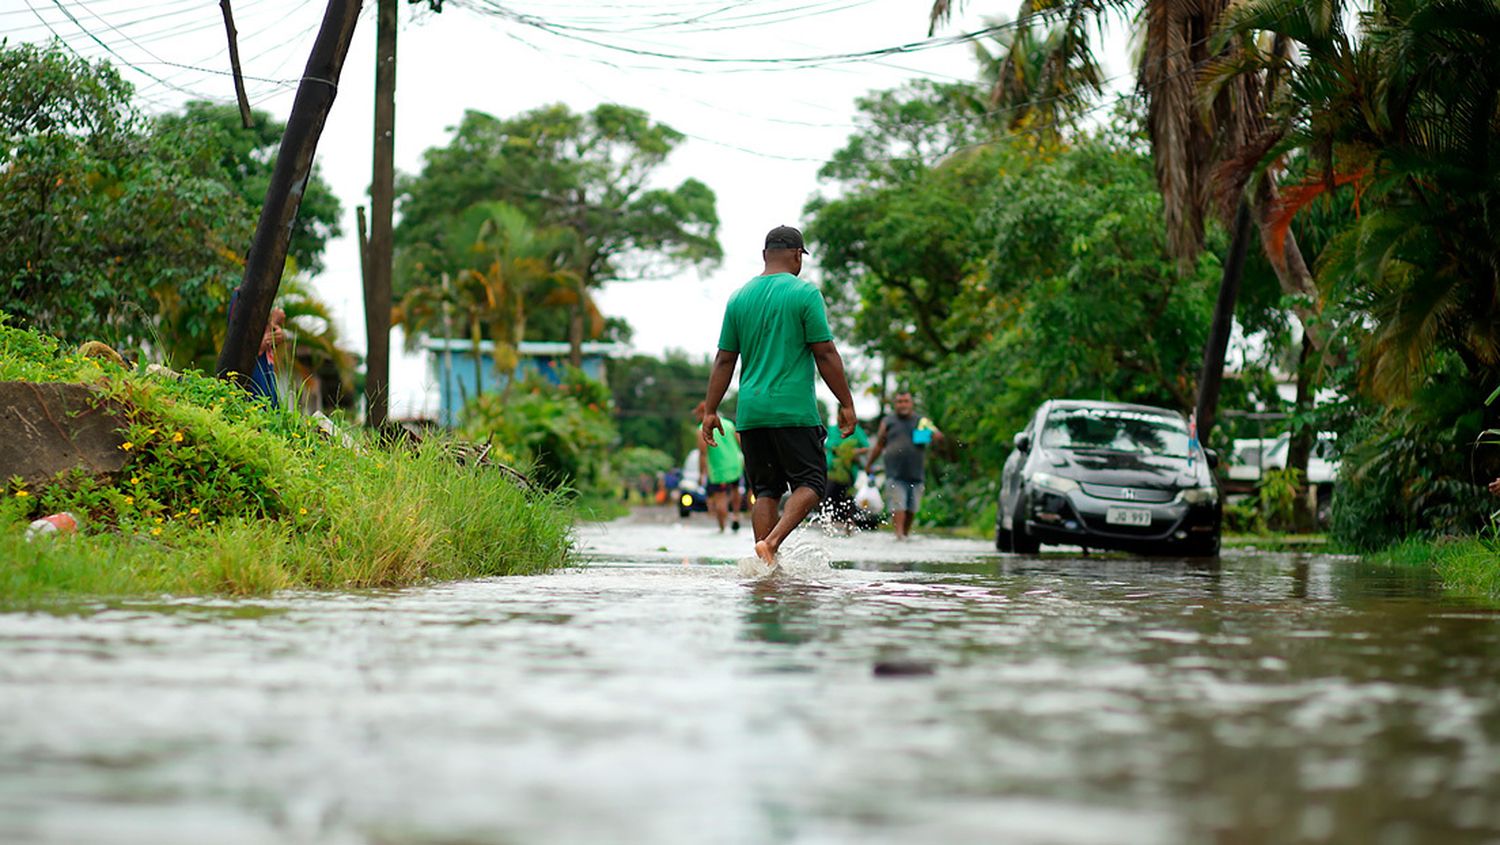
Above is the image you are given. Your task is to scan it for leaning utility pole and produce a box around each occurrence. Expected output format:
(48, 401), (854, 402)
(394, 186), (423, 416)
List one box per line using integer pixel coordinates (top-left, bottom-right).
(363, 0), (397, 429)
(217, 0), (362, 386)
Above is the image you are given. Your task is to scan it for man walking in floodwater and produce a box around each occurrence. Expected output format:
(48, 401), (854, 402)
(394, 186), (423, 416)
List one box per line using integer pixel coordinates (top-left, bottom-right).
(701, 225), (857, 568)
(865, 390), (943, 541)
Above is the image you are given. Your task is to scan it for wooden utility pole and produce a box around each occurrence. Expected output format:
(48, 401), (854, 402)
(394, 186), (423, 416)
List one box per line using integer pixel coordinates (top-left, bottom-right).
(218, 0), (254, 129)
(217, 0), (361, 386)
(364, 0), (397, 428)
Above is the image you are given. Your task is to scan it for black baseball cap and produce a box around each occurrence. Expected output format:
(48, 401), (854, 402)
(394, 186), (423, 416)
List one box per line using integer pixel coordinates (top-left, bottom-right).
(764, 225), (810, 254)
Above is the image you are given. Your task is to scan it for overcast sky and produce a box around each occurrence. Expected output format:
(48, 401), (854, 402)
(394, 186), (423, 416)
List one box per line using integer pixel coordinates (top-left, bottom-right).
(9, 0), (1132, 418)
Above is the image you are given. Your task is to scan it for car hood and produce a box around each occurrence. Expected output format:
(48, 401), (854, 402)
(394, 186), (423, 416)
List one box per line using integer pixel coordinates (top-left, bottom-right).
(1042, 449), (1209, 490)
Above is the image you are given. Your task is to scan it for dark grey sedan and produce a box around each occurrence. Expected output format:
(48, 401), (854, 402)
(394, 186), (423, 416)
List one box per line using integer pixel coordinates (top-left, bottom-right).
(997, 400), (1223, 557)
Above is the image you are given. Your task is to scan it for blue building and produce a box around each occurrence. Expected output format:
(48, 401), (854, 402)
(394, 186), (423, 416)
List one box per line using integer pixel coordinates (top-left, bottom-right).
(421, 338), (626, 427)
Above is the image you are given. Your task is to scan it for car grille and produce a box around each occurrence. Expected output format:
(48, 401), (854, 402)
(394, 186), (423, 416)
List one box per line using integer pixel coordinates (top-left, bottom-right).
(1078, 482), (1175, 503)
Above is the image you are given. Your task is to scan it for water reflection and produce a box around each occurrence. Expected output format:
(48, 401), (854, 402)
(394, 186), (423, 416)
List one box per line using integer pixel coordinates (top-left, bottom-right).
(0, 521), (1498, 844)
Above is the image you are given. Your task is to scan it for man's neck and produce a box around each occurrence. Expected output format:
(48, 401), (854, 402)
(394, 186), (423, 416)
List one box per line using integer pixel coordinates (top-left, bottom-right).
(762, 265), (796, 276)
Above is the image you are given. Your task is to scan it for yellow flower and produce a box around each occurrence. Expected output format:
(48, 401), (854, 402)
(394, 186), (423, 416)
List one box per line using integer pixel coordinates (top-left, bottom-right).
(298, 507), (308, 515)
(147, 428), (157, 435)
(189, 507), (200, 515)
(150, 527), (162, 536)
(130, 476), (140, 485)
(14, 490), (28, 498)
(120, 441), (134, 451)
(171, 432), (184, 443)
(124, 495), (134, 505)
(154, 517), (164, 524)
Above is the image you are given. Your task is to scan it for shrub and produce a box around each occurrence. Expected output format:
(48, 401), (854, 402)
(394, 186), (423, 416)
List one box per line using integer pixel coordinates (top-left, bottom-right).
(459, 368), (619, 492)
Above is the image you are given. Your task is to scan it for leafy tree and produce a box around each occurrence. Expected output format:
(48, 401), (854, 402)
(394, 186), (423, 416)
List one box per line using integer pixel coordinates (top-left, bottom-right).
(153, 101), (342, 274)
(608, 352), (714, 460)
(395, 103), (722, 360)
(0, 42), (251, 367)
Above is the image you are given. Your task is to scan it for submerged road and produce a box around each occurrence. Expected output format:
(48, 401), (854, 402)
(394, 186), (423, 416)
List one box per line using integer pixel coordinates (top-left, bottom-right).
(1, 508), (1498, 844)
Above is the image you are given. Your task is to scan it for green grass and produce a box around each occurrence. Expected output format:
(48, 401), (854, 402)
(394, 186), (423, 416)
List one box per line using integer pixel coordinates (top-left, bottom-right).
(1223, 533), (1330, 550)
(1, 316), (574, 599)
(1370, 535), (1500, 600)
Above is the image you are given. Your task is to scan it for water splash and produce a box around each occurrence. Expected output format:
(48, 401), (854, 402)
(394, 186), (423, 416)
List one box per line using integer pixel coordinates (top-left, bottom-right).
(735, 533), (834, 579)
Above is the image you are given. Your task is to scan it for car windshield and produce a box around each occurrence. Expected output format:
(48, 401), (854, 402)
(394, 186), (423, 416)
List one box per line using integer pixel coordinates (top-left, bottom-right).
(1041, 408), (1191, 457)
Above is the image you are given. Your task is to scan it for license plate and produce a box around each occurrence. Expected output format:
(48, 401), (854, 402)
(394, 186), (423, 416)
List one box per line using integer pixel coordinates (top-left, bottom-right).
(1106, 507), (1152, 527)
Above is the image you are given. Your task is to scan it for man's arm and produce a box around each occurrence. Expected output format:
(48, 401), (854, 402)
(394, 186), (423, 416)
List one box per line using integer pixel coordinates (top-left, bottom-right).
(810, 340), (857, 437)
(701, 349), (738, 446)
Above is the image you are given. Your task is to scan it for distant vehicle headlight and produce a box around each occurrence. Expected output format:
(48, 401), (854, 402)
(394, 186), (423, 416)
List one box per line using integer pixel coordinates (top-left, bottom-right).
(680, 494), (693, 507)
(1031, 472), (1080, 494)
(1176, 486), (1219, 505)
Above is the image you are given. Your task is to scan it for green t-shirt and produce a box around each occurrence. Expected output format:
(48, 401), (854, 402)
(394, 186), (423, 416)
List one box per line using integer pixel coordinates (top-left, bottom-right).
(717, 273), (833, 430)
(824, 425), (870, 483)
(703, 417), (744, 483)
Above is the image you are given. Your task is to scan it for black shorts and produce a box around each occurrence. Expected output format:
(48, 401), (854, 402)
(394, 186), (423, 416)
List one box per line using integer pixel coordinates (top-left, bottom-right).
(705, 481), (737, 495)
(740, 426), (827, 500)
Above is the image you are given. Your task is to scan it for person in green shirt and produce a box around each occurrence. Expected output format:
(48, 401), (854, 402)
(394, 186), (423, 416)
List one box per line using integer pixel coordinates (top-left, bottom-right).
(701, 225), (857, 568)
(693, 402), (744, 533)
(823, 419), (870, 533)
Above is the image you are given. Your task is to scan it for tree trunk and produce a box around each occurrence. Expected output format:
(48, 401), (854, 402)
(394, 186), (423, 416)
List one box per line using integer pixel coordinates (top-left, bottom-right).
(568, 284), (585, 369)
(1194, 201), (1253, 444)
(1286, 329), (1317, 531)
(218, 0), (360, 387)
(364, 0), (397, 429)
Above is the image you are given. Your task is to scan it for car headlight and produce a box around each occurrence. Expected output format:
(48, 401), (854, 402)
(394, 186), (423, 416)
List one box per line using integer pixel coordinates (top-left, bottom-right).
(1176, 486), (1219, 506)
(1031, 472), (1079, 494)
(680, 494), (693, 507)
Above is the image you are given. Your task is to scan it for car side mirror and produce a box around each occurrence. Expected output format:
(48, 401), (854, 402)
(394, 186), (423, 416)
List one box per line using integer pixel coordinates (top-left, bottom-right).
(1013, 432), (1032, 453)
(1203, 448), (1220, 469)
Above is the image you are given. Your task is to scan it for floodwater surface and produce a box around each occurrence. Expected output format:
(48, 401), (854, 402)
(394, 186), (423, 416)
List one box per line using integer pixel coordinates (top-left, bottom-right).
(2, 512), (1499, 845)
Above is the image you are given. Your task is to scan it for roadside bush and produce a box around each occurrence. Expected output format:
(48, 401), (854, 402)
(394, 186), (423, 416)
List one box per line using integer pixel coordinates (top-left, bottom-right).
(459, 368), (619, 492)
(1330, 371), (1493, 551)
(0, 315), (573, 598)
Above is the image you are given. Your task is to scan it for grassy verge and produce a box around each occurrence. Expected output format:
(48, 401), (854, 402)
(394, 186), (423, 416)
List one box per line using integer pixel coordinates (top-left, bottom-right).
(1223, 533), (1330, 551)
(1369, 535), (1500, 600)
(1, 317), (573, 599)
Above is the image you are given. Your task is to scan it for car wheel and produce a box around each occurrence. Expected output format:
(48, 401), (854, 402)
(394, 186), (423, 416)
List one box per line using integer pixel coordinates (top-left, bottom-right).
(678, 504), (690, 518)
(995, 521), (1012, 552)
(1182, 535), (1220, 558)
(1010, 499), (1040, 555)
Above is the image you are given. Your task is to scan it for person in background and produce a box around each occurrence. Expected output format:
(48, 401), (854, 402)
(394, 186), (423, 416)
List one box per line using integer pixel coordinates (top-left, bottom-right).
(228, 290), (285, 408)
(694, 402), (745, 532)
(822, 413), (869, 533)
(864, 390), (943, 540)
(1490, 478), (1500, 495)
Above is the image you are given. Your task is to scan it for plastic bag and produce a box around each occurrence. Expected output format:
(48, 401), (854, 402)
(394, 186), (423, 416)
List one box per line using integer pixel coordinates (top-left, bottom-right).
(854, 475), (883, 512)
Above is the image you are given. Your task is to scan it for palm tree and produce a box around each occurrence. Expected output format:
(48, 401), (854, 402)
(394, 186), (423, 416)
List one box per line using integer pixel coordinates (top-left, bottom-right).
(1210, 0), (1500, 402)
(397, 202), (587, 404)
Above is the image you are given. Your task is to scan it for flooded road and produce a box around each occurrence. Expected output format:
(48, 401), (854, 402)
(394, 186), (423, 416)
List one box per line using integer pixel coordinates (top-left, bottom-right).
(3, 511), (1500, 844)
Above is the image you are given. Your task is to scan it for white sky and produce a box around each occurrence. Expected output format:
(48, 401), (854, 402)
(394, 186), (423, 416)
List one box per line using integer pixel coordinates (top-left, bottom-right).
(7, 0), (1133, 419)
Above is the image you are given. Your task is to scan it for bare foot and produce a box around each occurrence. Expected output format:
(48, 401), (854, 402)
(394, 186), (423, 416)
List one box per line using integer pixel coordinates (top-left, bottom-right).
(754, 540), (777, 567)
